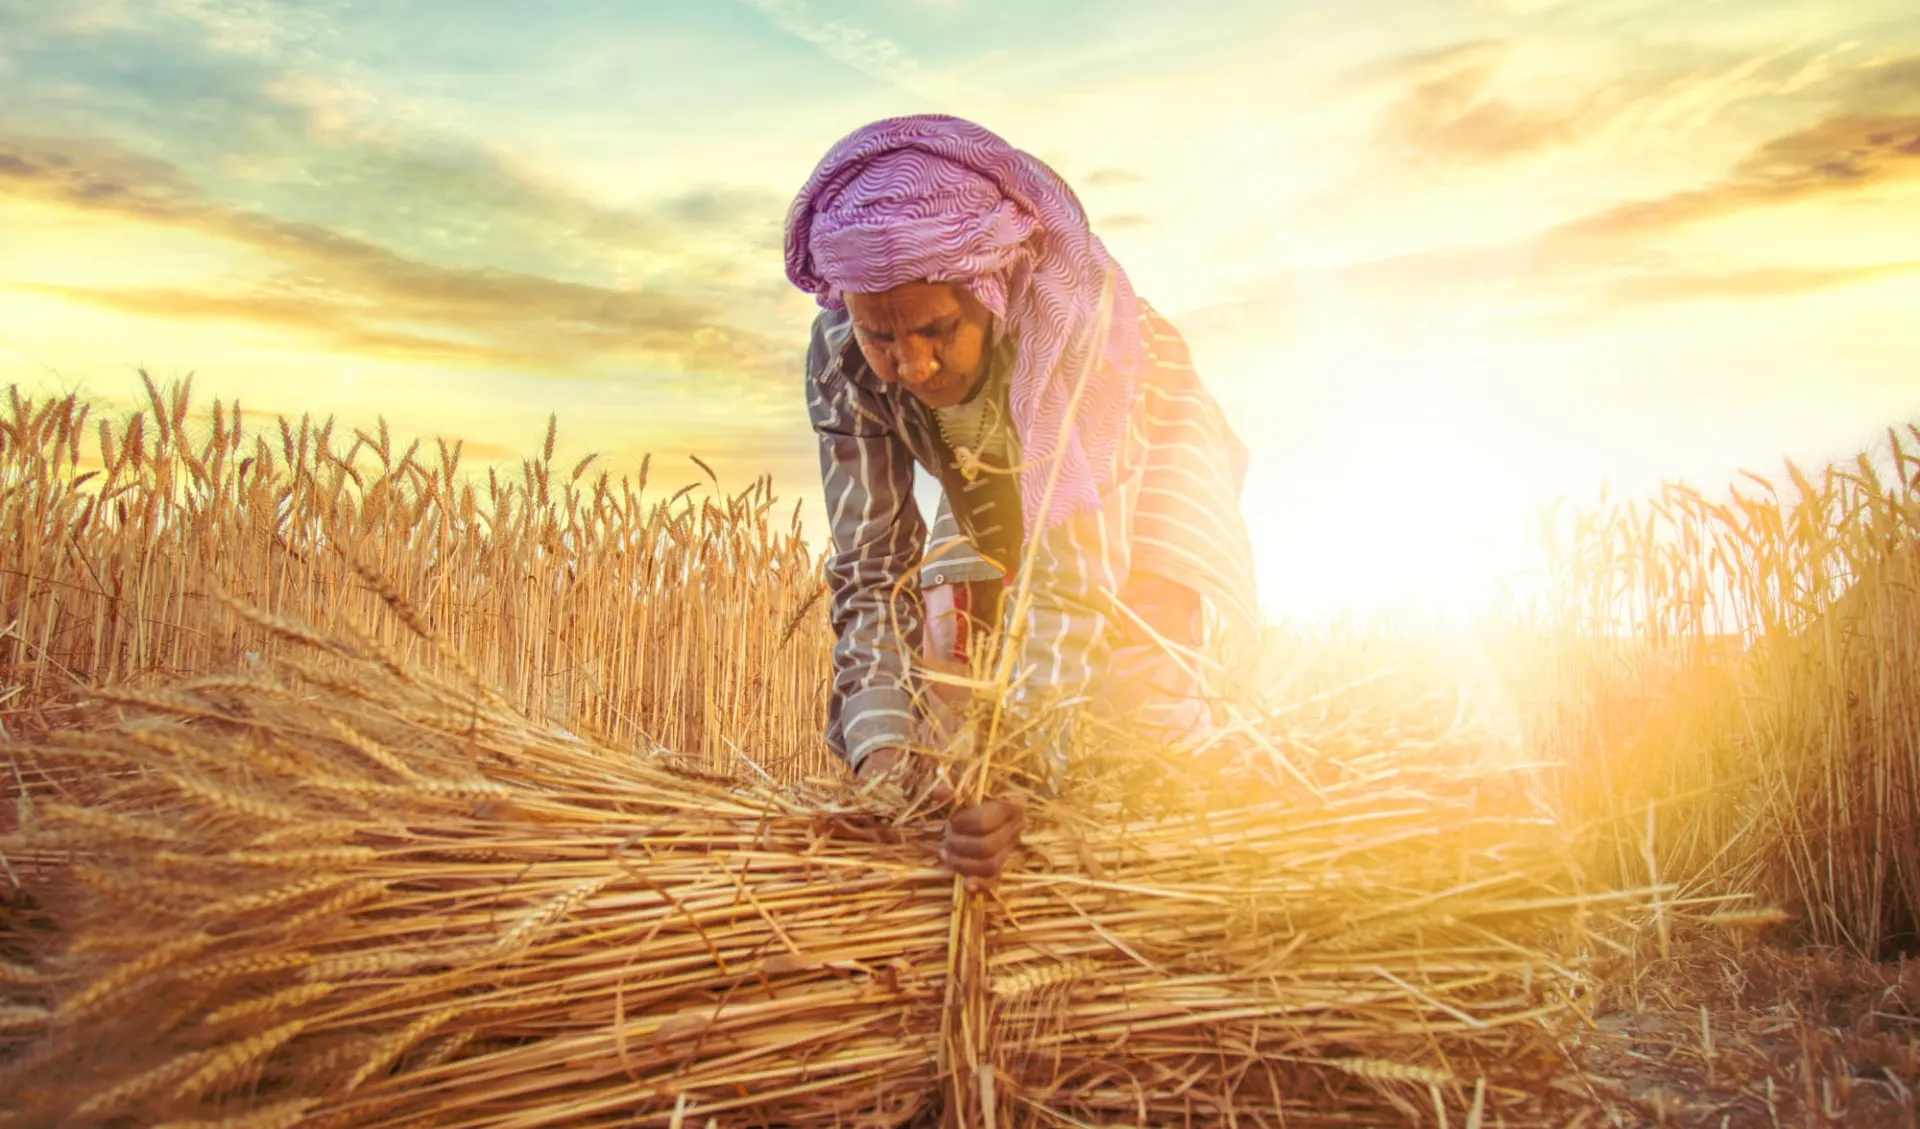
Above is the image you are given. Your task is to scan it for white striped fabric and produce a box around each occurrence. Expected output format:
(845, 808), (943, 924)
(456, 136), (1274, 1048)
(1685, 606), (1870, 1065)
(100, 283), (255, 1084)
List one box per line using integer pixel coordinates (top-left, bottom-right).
(785, 114), (1148, 536)
(807, 301), (1260, 770)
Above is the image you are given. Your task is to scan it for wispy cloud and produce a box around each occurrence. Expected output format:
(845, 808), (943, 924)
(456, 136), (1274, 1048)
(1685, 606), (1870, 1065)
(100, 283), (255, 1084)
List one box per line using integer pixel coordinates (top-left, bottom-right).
(1333, 35), (1901, 184)
(1613, 256), (1907, 307)
(9, 283), (549, 369)
(1179, 46), (1920, 343)
(0, 2), (793, 307)
(225, 72), (792, 295)
(1340, 37), (1510, 90)
(1182, 215), (1920, 346)
(1849, 54), (1920, 105)
(1373, 41), (1599, 165)
(150, 0), (318, 57)
(735, 0), (941, 101)
(0, 135), (797, 397)
(1560, 112), (1920, 239)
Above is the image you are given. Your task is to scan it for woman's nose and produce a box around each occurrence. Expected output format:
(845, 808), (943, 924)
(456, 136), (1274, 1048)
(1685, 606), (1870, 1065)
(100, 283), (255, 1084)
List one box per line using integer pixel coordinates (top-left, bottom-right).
(894, 340), (940, 385)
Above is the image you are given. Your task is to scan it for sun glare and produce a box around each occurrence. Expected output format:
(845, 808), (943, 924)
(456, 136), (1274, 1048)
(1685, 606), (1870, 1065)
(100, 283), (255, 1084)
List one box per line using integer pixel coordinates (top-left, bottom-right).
(1237, 335), (1552, 623)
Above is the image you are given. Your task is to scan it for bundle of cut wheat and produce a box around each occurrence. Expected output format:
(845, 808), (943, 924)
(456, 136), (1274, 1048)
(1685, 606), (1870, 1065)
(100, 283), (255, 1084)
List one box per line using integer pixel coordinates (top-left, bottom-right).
(0, 610), (1615, 1128)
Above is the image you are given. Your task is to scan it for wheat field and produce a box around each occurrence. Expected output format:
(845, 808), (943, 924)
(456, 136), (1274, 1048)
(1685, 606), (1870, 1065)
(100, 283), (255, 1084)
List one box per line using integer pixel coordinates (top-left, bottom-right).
(2, 380), (1915, 949)
(0, 377), (836, 779)
(1530, 427), (1920, 956)
(0, 379), (1916, 1124)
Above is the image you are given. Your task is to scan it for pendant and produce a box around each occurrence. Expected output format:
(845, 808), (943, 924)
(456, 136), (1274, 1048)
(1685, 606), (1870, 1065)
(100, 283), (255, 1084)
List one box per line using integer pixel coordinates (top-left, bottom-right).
(953, 446), (983, 483)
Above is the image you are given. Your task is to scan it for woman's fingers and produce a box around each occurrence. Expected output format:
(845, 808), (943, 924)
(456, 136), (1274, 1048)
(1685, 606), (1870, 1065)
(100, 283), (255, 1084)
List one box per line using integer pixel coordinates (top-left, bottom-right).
(948, 799), (1021, 836)
(856, 747), (907, 782)
(944, 821), (1022, 869)
(941, 800), (1024, 884)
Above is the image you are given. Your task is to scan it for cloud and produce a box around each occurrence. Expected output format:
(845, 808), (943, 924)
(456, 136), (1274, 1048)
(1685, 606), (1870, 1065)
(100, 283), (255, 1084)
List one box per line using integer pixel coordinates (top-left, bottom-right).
(8, 283), (549, 368)
(1344, 38), (1910, 176)
(0, 12), (789, 303)
(1361, 39), (1607, 166)
(1173, 93), (1920, 342)
(0, 135), (799, 395)
(150, 0), (326, 58)
(37, 0), (350, 59)
(1340, 38), (1509, 91)
(1845, 54), (1920, 106)
(239, 73), (792, 287)
(1386, 72), (1586, 165)
(0, 5), (815, 407)
(1509, 260), (1920, 335)
(1561, 113), (1920, 239)
(1176, 249), (1920, 349)
(735, 0), (939, 101)
(1314, 75), (1920, 311)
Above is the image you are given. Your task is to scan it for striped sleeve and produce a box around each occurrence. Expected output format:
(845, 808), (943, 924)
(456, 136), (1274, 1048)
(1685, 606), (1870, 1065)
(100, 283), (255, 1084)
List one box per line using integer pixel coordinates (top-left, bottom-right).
(1000, 303), (1256, 730)
(805, 316), (924, 771)
(1128, 307), (1261, 629)
(1001, 482), (1130, 718)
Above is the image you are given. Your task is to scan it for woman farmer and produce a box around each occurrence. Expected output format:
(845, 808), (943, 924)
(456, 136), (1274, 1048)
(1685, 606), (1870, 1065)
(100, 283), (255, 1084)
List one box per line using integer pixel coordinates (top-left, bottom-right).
(786, 115), (1260, 886)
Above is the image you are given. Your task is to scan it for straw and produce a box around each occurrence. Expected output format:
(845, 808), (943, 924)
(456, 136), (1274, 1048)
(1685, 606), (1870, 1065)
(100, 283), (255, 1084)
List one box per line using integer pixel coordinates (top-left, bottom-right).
(0, 609), (1603, 1127)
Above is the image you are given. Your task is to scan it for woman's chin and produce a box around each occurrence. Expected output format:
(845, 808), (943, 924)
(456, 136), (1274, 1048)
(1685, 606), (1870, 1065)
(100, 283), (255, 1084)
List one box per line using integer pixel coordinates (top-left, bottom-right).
(911, 372), (984, 409)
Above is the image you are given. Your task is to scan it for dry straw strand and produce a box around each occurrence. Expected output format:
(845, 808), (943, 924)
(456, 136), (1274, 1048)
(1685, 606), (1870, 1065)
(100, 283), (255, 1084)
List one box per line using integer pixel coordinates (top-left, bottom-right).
(189, 949), (319, 986)
(277, 879), (391, 936)
(990, 957), (1101, 1001)
(0, 1006), (49, 1031)
(344, 1004), (462, 1092)
(74, 1050), (208, 1118)
(494, 873), (616, 954)
(172, 1019), (310, 1103)
(204, 981), (339, 1026)
(195, 874), (355, 921)
(1327, 1057), (1455, 1087)
(58, 932), (215, 1019)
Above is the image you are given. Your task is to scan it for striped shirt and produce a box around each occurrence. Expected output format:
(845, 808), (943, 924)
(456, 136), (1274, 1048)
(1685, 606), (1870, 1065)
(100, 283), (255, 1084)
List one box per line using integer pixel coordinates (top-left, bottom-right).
(806, 301), (1260, 769)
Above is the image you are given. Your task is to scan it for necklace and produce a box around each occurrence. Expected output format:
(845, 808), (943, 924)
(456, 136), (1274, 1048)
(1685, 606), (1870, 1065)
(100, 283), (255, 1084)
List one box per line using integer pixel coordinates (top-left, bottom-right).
(935, 395), (999, 455)
(934, 336), (1019, 482)
(934, 376), (1007, 482)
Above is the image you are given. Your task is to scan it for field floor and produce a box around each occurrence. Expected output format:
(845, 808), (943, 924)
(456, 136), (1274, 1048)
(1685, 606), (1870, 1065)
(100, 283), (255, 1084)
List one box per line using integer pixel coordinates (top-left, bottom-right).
(1551, 934), (1920, 1127)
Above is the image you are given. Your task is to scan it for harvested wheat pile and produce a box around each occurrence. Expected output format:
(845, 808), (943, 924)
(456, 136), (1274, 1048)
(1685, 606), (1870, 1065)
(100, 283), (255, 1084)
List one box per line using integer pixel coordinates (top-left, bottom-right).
(0, 611), (1620, 1128)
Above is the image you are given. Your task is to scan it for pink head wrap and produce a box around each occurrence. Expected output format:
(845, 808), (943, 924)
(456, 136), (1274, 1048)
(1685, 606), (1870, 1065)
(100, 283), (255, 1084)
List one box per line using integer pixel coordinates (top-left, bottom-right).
(784, 114), (1145, 534)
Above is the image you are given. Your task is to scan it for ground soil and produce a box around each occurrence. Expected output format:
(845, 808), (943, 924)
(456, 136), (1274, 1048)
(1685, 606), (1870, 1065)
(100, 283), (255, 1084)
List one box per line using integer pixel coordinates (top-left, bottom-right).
(1551, 931), (1920, 1127)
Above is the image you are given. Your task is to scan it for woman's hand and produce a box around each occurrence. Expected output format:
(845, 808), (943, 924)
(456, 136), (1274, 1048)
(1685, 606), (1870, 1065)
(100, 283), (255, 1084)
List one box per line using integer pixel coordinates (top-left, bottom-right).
(855, 747), (911, 784)
(861, 750), (1023, 892)
(856, 747), (956, 807)
(941, 800), (1024, 894)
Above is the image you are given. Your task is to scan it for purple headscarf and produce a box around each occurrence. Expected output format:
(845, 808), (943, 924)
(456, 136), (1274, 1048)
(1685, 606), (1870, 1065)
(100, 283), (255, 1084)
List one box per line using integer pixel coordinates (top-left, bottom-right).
(784, 114), (1145, 535)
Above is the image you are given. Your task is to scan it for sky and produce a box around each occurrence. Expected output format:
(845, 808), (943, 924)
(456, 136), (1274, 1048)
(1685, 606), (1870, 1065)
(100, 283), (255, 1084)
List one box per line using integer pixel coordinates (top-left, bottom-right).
(2, 0), (1918, 619)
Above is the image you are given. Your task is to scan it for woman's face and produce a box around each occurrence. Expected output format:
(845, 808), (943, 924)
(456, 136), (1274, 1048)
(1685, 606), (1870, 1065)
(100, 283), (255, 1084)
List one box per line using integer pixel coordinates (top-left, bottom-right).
(844, 281), (994, 409)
